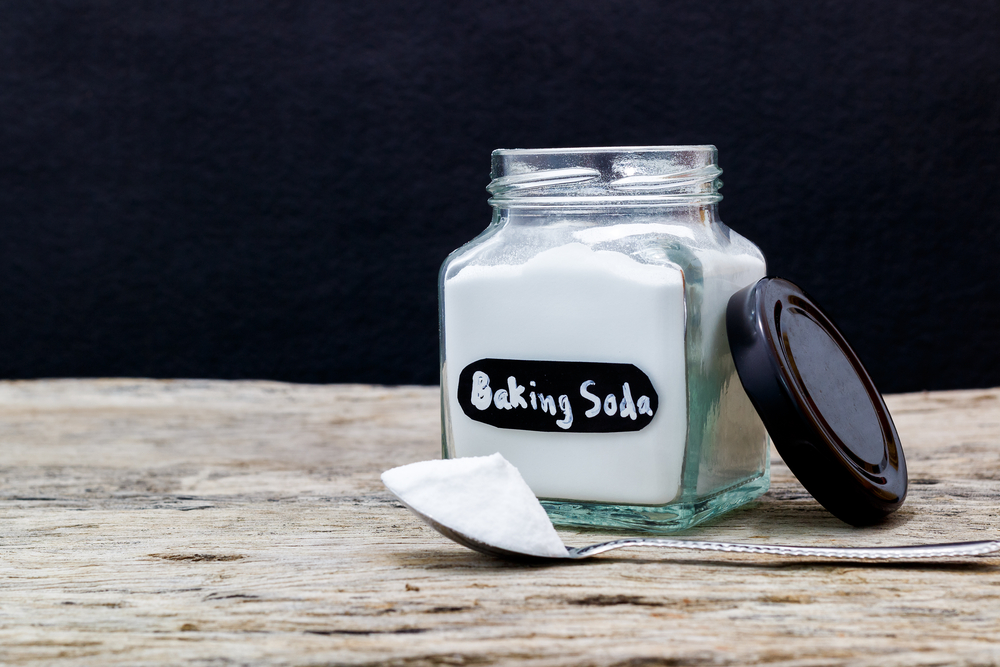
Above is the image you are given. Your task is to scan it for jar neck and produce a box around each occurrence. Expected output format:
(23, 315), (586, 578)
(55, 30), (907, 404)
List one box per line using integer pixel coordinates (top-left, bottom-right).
(487, 145), (723, 210)
(494, 202), (722, 227)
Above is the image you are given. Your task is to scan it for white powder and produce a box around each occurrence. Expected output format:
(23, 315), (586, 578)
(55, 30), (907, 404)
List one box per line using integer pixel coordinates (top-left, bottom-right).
(381, 453), (568, 558)
(444, 242), (688, 505)
(443, 241), (764, 506)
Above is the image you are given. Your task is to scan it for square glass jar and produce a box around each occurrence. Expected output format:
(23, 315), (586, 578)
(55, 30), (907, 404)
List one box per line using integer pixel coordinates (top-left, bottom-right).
(439, 146), (769, 532)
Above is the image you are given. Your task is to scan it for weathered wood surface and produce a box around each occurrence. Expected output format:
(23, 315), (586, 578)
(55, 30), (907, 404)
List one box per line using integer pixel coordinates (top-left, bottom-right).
(1, 379), (998, 666)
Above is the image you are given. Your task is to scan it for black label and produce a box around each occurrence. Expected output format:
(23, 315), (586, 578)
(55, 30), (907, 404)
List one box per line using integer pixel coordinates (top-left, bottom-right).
(457, 359), (658, 433)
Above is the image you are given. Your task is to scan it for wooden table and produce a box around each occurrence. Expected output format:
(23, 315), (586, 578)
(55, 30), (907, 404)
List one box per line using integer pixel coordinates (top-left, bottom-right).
(1, 379), (998, 666)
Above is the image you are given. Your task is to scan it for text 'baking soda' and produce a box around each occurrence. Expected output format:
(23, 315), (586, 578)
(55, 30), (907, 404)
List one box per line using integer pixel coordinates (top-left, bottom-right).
(457, 359), (658, 433)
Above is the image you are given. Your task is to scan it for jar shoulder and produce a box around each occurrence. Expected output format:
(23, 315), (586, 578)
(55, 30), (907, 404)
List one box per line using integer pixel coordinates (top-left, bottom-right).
(441, 216), (764, 284)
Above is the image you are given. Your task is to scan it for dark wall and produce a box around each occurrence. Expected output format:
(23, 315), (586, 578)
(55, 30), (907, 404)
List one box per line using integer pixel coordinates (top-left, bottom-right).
(1, 1), (997, 392)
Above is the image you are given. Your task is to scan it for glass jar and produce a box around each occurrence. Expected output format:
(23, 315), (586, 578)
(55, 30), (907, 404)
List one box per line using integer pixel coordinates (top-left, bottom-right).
(439, 146), (769, 532)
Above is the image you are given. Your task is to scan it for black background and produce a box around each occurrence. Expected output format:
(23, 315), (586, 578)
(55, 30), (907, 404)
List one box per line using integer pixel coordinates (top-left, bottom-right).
(1, 1), (997, 392)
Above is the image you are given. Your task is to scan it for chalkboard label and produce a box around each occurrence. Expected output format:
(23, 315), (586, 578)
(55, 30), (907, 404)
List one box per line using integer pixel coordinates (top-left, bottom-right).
(457, 359), (658, 433)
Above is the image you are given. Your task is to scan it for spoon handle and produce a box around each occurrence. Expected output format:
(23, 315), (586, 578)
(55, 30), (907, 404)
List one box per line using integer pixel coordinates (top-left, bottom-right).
(570, 538), (1000, 560)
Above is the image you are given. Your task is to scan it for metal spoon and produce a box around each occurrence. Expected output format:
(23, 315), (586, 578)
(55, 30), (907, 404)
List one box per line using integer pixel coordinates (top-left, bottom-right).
(400, 500), (1000, 561)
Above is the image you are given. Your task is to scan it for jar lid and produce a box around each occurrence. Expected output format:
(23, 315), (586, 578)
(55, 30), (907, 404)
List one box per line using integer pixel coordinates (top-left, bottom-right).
(727, 277), (907, 526)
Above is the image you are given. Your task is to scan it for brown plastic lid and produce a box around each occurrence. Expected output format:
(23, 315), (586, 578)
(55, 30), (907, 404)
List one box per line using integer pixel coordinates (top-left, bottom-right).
(727, 277), (907, 526)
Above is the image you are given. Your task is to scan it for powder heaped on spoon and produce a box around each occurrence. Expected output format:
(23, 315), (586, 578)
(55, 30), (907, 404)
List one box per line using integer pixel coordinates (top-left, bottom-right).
(381, 453), (568, 558)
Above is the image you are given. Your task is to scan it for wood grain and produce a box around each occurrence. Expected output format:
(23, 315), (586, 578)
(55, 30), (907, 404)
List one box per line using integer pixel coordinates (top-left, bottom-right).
(1, 379), (998, 666)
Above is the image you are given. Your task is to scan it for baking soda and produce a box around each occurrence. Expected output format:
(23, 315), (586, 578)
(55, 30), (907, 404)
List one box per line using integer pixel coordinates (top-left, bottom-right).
(443, 241), (765, 506)
(444, 242), (687, 505)
(381, 453), (568, 558)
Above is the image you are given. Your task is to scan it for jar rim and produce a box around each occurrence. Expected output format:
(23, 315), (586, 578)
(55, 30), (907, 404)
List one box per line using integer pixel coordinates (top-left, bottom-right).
(488, 145), (722, 207)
